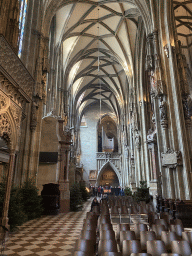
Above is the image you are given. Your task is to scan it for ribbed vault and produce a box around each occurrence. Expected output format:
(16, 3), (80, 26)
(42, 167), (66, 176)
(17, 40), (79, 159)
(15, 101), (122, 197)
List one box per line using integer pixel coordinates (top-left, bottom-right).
(174, 0), (192, 68)
(45, 1), (149, 125)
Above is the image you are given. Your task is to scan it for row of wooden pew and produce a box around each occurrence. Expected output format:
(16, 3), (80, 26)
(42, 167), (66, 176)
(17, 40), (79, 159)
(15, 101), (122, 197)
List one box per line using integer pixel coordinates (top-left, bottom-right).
(73, 196), (192, 255)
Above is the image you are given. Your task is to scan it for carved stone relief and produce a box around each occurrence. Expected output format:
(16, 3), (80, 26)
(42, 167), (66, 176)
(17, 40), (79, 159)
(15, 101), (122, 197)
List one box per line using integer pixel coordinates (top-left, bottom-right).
(0, 76), (25, 150)
(145, 55), (154, 71)
(0, 73), (26, 109)
(58, 120), (72, 144)
(10, 103), (22, 131)
(149, 70), (164, 96)
(150, 70), (156, 92)
(0, 36), (34, 100)
(0, 113), (11, 138)
(0, 94), (8, 112)
(160, 100), (167, 120)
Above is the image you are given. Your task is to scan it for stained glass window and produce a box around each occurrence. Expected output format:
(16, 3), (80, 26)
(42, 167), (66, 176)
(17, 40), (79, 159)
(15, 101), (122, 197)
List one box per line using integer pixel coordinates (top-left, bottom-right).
(18, 0), (28, 58)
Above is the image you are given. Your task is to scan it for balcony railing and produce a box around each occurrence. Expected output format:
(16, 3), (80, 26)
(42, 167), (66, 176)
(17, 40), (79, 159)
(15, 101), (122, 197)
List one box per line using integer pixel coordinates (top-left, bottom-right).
(96, 152), (121, 171)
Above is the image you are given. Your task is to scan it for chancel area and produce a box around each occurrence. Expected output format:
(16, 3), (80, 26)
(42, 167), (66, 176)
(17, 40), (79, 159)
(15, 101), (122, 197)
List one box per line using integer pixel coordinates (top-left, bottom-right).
(1, 0), (192, 255)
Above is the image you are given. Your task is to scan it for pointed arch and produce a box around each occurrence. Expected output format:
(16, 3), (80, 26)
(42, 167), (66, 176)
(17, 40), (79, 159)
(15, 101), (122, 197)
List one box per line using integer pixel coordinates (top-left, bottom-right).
(97, 160), (121, 186)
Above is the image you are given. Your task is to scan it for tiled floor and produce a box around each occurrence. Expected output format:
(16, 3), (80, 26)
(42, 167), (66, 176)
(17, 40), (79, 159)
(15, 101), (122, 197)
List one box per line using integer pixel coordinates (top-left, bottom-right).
(2, 200), (92, 256)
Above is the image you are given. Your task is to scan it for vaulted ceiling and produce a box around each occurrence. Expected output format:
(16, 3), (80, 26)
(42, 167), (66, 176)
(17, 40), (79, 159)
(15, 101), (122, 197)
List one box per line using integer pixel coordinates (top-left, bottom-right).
(174, 0), (192, 70)
(53, 1), (142, 122)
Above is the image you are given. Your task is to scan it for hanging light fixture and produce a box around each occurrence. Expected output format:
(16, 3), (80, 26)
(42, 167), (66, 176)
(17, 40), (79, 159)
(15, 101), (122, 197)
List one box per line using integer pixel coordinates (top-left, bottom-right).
(97, 4), (102, 124)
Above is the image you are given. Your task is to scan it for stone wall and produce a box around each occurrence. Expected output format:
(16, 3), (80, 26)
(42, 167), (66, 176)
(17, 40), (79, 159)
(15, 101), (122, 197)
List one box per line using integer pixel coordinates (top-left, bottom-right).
(37, 116), (60, 193)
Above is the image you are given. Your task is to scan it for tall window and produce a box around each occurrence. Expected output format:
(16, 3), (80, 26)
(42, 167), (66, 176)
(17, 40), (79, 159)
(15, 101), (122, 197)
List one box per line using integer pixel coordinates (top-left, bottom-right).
(18, 0), (28, 58)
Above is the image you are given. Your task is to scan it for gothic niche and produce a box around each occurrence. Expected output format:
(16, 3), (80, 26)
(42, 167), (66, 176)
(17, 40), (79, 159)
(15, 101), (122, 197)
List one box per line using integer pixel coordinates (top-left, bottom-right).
(97, 116), (118, 153)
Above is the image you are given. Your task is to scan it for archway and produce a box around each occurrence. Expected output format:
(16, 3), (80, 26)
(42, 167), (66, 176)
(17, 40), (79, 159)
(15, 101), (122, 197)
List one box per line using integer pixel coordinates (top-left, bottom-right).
(98, 166), (119, 187)
(97, 162), (120, 187)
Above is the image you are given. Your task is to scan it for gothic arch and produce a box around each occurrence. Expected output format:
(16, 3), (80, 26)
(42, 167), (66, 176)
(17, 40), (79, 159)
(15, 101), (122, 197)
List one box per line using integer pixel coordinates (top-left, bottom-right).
(97, 160), (121, 186)
(0, 96), (19, 151)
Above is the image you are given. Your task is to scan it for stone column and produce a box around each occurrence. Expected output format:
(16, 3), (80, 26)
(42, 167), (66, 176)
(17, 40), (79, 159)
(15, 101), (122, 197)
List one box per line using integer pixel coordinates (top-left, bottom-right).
(58, 120), (72, 213)
(28, 94), (41, 181)
(134, 129), (141, 183)
(125, 146), (129, 187)
(147, 131), (159, 197)
(159, 98), (173, 198)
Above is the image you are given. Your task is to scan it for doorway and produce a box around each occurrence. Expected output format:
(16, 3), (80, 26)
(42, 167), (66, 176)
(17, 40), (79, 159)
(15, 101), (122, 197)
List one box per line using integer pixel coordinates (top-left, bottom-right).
(98, 165), (119, 187)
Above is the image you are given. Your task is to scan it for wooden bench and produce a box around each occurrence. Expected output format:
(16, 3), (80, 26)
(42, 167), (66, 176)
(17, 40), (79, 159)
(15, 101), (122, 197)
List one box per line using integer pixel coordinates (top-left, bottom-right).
(175, 200), (192, 228)
(156, 197), (192, 228)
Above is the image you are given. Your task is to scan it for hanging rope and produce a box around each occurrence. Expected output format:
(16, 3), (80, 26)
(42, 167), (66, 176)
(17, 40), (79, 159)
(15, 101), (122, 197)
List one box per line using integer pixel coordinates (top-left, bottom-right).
(97, 3), (102, 124)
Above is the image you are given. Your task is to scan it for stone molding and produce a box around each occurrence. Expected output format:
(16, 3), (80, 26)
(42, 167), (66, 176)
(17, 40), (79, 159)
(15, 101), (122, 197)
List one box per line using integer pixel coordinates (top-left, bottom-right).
(96, 152), (120, 159)
(0, 35), (34, 101)
(0, 90), (22, 150)
(97, 159), (121, 186)
(0, 73), (26, 109)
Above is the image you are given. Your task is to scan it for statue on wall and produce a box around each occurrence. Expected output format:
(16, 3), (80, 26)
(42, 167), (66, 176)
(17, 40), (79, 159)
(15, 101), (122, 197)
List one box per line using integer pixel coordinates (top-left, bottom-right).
(182, 96), (190, 121)
(135, 130), (141, 149)
(30, 94), (40, 131)
(150, 70), (156, 93)
(41, 71), (47, 102)
(160, 98), (167, 121)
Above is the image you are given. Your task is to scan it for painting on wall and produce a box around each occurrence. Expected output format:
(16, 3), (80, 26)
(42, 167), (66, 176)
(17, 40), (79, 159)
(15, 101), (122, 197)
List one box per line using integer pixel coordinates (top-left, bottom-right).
(89, 170), (97, 180)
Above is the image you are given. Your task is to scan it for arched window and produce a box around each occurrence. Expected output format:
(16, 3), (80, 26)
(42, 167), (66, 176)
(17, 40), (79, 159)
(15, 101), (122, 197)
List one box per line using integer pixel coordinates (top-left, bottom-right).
(18, 0), (28, 58)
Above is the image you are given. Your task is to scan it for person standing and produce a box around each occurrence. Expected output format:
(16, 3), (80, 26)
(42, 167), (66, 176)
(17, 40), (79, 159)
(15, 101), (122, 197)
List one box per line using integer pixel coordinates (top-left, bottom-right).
(95, 186), (98, 197)
(98, 186), (101, 197)
(93, 186), (95, 196)
(101, 186), (104, 198)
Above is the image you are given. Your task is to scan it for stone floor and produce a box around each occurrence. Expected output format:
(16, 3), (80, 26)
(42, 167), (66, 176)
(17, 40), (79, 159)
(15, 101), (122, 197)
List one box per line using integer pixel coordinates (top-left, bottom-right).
(2, 200), (92, 256)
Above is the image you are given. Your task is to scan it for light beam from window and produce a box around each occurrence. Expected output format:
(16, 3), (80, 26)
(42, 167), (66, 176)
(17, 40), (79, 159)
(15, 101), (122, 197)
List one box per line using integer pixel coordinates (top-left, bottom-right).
(18, 0), (28, 58)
